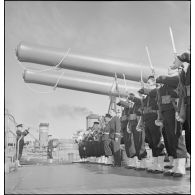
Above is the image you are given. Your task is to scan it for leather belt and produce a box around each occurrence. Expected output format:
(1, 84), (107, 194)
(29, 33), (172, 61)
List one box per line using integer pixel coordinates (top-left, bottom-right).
(186, 85), (190, 96)
(144, 110), (157, 114)
(128, 114), (137, 120)
(161, 95), (171, 104)
(121, 115), (127, 121)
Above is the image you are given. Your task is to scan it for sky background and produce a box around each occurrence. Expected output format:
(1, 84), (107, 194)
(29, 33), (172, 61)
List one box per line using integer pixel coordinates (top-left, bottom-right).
(5, 1), (190, 139)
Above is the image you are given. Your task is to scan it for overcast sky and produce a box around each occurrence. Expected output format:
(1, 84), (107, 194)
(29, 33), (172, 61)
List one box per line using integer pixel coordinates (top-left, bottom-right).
(5, 1), (190, 139)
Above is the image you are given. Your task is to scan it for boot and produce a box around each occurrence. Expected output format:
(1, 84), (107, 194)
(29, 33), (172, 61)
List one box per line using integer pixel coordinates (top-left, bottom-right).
(164, 156), (174, 169)
(99, 157), (102, 163)
(173, 158), (186, 177)
(147, 157), (157, 173)
(164, 155), (170, 162)
(107, 156), (114, 165)
(152, 156), (164, 174)
(132, 156), (138, 169)
(16, 160), (21, 167)
(101, 156), (105, 164)
(164, 158), (177, 176)
(125, 158), (133, 169)
(136, 158), (146, 170)
(104, 157), (108, 164)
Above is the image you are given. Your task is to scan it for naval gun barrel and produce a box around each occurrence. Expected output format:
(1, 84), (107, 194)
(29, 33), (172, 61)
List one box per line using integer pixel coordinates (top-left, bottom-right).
(16, 42), (166, 82)
(23, 69), (140, 97)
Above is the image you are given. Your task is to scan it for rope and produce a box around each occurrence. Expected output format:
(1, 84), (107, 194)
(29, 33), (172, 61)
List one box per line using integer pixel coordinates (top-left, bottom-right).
(115, 72), (121, 99)
(17, 48), (71, 94)
(53, 70), (66, 90)
(108, 73), (120, 113)
(122, 73), (128, 94)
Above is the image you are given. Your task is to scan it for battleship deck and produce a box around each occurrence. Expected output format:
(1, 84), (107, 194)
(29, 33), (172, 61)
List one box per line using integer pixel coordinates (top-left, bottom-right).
(5, 163), (190, 194)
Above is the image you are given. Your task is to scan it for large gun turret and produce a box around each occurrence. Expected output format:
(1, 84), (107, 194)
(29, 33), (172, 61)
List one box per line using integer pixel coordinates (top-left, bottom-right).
(16, 42), (166, 82)
(23, 69), (140, 97)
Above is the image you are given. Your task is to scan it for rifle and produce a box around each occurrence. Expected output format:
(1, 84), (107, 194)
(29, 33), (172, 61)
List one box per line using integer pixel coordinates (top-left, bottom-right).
(168, 28), (186, 123)
(145, 46), (163, 127)
(169, 26), (177, 57)
(136, 70), (145, 132)
(168, 26), (183, 74)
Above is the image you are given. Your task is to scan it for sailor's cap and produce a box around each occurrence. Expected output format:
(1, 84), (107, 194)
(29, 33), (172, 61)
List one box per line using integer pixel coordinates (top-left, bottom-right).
(147, 75), (155, 80)
(105, 113), (112, 118)
(16, 124), (23, 128)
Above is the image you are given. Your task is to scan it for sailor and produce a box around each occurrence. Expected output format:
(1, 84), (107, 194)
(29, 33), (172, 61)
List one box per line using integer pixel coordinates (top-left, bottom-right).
(104, 111), (122, 166)
(156, 73), (188, 177)
(171, 52), (191, 155)
(102, 113), (113, 165)
(16, 124), (25, 166)
(98, 121), (106, 163)
(118, 98), (134, 167)
(127, 93), (147, 170)
(78, 131), (85, 162)
(92, 122), (101, 162)
(86, 129), (93, 161)
(82, 131), (89, 162)
(138, 76), (165, 174)
(47, 135), (54, 163)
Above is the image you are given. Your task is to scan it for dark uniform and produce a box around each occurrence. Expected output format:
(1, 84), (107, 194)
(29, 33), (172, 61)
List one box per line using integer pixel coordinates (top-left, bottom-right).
(102, 121), (112, 157)
(120, 105), (134, 158)
(103, 115), (121, 166)
(156, 77), (187, 159)
(16, 126), (29, 162)
(178, 52), (191, 154)
(16, 131), (24, 161)
(47, 139), (54, 159)
(85, 133), (94, 157)
(78, 141), (85, 159)
(120, 98), (147, 160)
(139, 88), (165, 158)
(98, 131), (105, 157)
(130, 98), (147, 160)
(94, 130), (105, 157)
(109, 116), (122, 166)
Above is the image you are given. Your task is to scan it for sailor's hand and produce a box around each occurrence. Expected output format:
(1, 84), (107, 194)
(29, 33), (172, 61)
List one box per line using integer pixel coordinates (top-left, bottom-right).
(156, 83), (161, 89)
(127, 128), (131, 134)
(156, 76), (166, 84)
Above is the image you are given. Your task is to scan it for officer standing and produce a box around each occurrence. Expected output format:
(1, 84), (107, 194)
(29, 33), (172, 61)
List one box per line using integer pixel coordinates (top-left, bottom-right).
(102, 113), (113, 165)
(16, 124), (29, 166)
(47, 135), (54, 163)
(103, 112), (122, 166)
